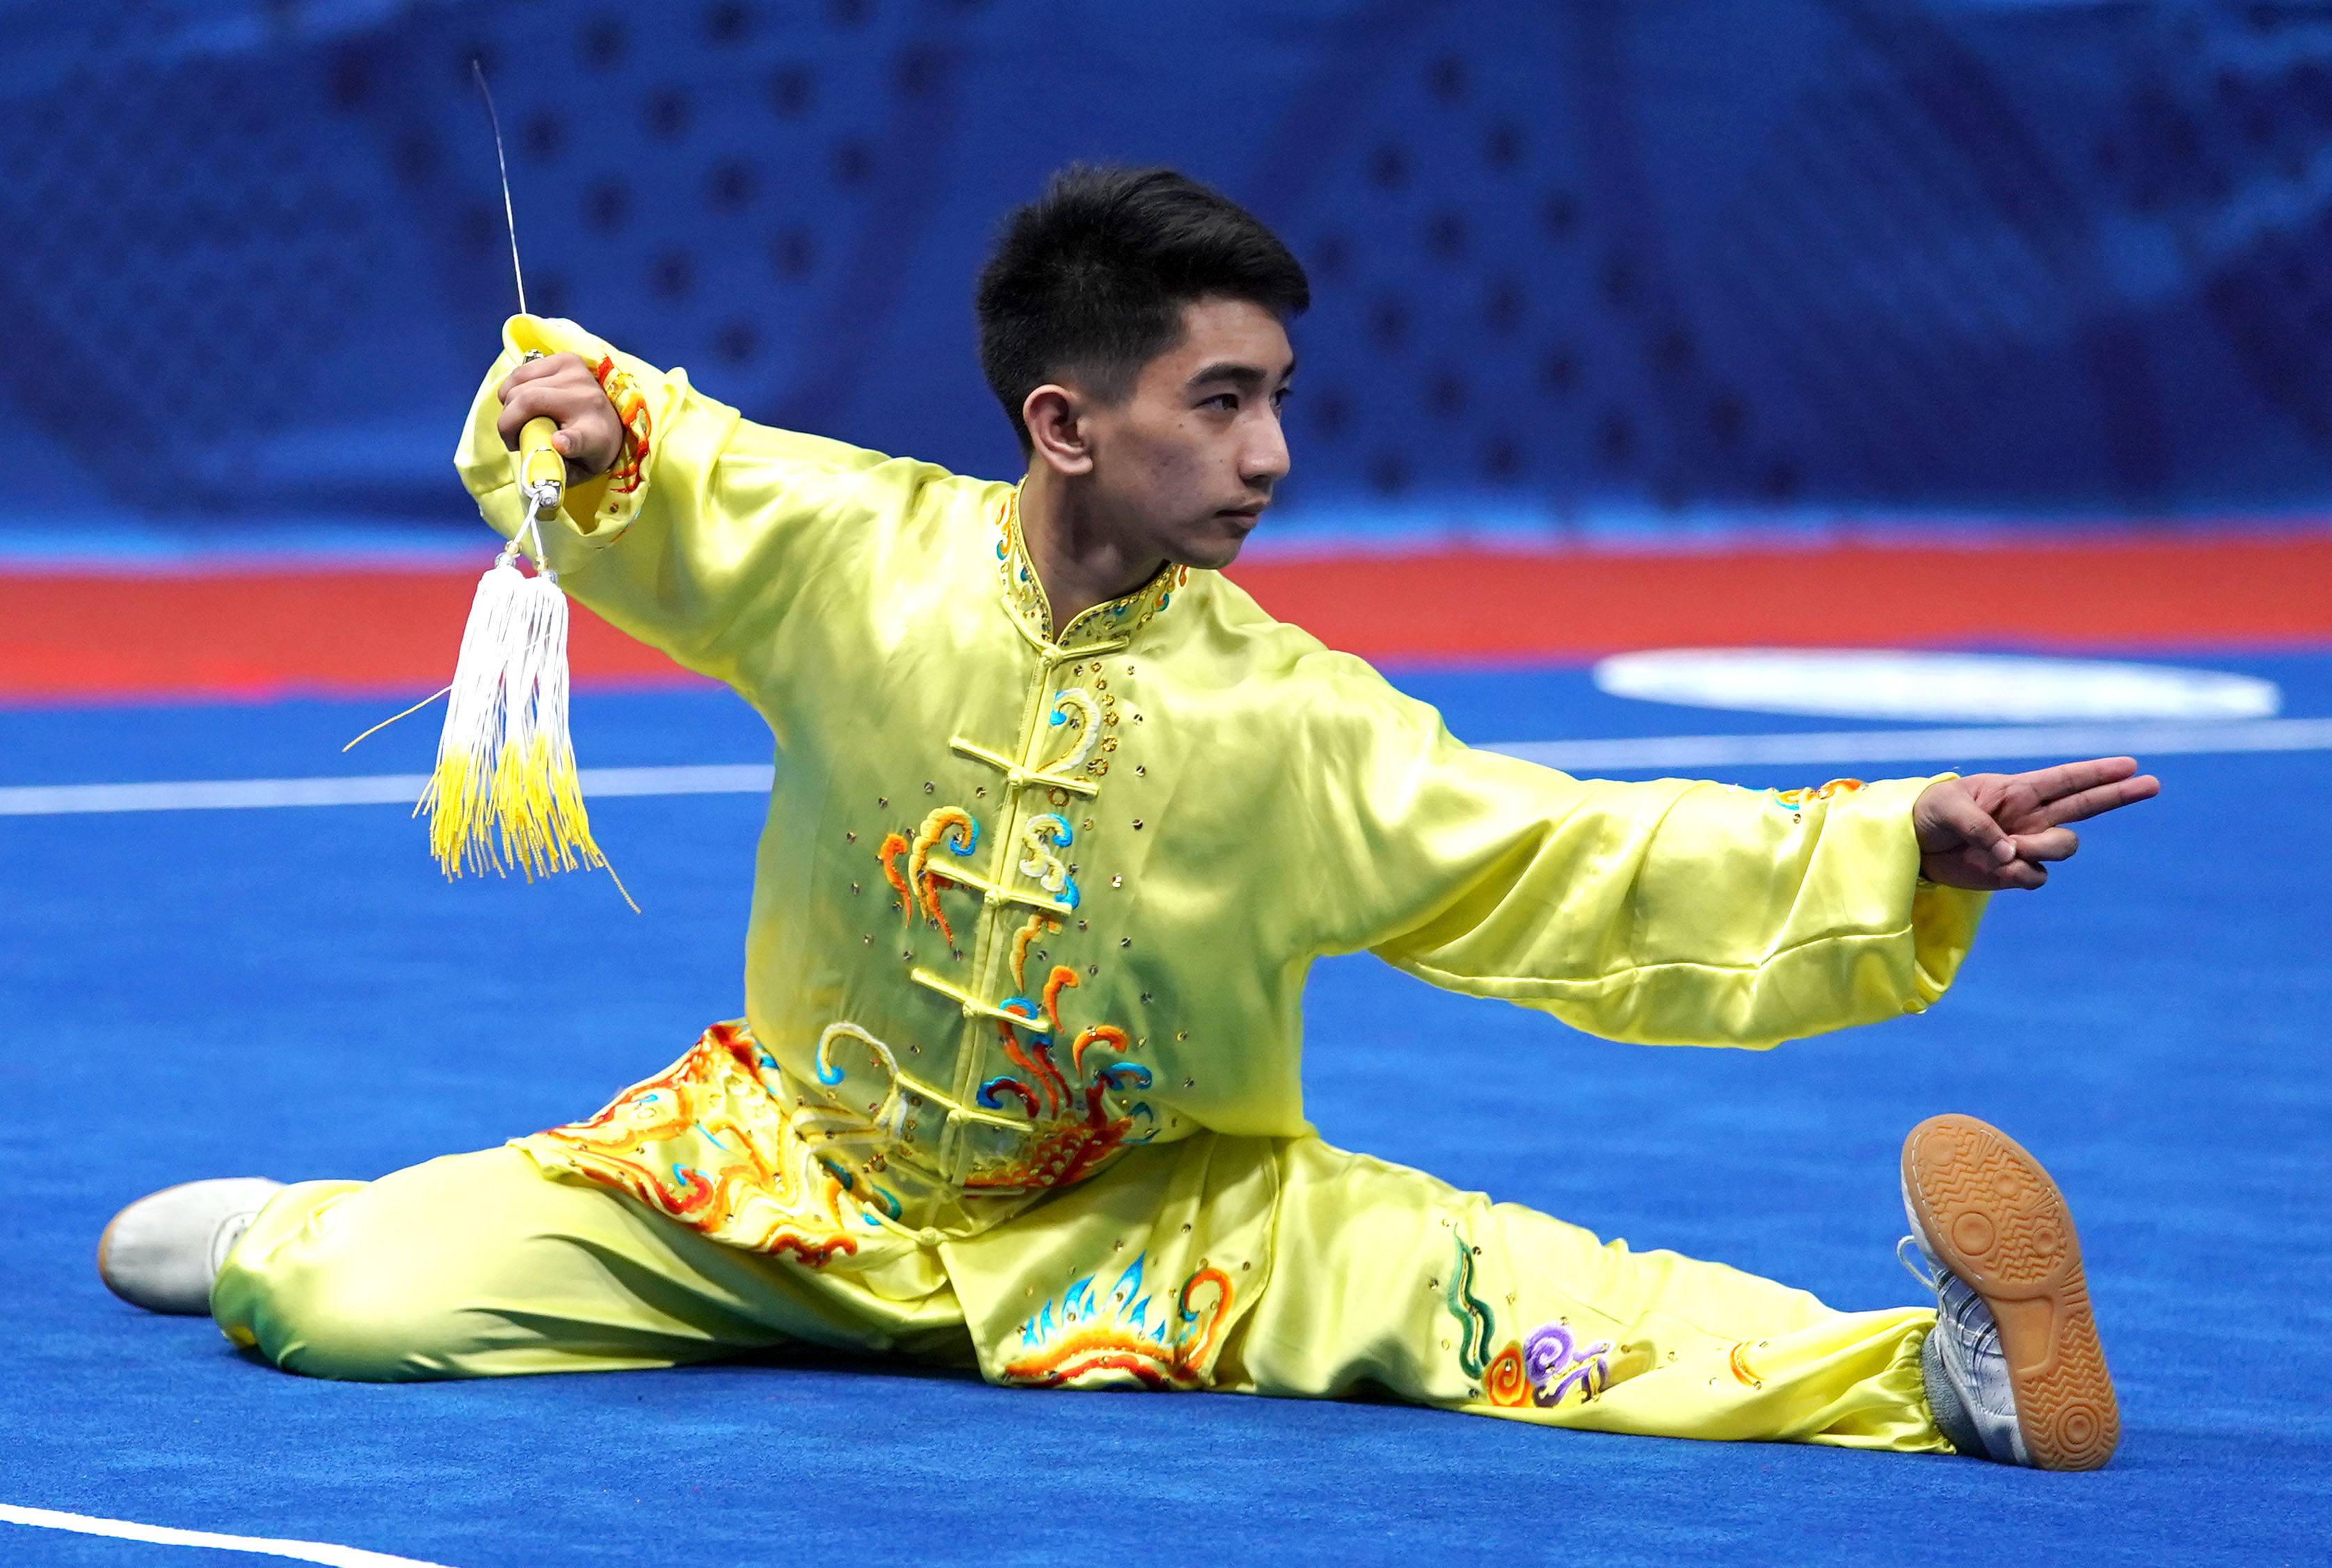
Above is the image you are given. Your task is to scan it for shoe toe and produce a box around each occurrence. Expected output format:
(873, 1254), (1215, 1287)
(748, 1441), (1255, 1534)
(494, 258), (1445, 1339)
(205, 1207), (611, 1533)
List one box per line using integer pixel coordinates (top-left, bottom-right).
(97, 1178), (284, 1315)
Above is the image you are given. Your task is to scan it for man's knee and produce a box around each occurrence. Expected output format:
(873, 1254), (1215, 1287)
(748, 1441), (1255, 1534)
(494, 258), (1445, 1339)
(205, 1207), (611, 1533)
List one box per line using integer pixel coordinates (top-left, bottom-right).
(212, 1155), (527, 1382)
(224, 1248), (456, 1381)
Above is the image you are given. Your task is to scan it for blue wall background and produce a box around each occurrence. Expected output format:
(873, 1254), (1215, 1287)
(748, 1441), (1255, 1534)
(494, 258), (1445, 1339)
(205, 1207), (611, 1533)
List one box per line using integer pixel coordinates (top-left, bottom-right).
(6, 0), (2331, 538)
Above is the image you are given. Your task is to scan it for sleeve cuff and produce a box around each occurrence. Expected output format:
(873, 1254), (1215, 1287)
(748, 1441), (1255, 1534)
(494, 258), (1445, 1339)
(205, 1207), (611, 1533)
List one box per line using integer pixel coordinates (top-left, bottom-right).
(1821, 774), (1989, 1009)
(1908, 879), (1988, 1007)
(452, 314), (686, 562)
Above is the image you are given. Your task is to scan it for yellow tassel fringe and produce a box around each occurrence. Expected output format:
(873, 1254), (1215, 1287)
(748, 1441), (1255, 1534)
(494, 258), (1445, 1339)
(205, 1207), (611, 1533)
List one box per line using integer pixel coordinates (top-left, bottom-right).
(417, 542), (632, 907)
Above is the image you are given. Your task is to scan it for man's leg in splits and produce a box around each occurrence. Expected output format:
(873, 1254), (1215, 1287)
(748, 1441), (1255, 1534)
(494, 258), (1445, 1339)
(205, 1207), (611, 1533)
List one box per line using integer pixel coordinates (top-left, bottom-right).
(1211, 1137), (1947, 1452)
(209, 1147), (971, 1382)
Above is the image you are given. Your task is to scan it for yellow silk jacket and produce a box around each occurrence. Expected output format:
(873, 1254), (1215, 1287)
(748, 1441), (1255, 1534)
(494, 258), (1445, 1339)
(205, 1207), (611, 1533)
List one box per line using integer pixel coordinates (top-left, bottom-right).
(456, 316), (1987, 1254)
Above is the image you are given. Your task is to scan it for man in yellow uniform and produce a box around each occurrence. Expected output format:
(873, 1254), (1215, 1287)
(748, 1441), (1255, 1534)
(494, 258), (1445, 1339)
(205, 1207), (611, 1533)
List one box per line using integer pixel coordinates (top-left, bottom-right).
(99, 167), (2153, 1471)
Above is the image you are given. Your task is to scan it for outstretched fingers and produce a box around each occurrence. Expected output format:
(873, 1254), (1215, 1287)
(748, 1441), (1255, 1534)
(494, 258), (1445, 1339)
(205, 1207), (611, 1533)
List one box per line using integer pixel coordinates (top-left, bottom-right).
(2019, 755), (2137, 801)
(2027, 766), (2162, 830)
(1926, 758), (2157, 890)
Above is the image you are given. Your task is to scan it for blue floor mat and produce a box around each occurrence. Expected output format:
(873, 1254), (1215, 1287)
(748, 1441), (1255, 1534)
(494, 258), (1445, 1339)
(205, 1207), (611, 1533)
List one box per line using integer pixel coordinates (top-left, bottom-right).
(3, 659), (2326, 1565)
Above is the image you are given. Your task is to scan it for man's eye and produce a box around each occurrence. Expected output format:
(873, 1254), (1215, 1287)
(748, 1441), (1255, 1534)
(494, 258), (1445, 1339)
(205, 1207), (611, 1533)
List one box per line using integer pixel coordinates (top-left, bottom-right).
(1203, 394), (1239, 412)
(1271, 387), (1292, 410)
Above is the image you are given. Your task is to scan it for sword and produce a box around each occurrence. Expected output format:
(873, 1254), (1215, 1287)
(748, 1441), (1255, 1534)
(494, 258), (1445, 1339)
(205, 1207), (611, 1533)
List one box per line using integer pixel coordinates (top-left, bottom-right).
(472, 60), (563, 534)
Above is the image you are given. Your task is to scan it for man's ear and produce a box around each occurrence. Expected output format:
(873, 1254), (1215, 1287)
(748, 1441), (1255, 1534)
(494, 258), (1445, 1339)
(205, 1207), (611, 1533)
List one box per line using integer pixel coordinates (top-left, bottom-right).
(1023, 384), (1094, 477)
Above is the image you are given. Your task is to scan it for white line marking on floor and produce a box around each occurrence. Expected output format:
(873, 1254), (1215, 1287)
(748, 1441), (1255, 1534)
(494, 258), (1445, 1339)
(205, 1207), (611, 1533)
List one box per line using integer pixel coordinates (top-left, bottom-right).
(1483, 717), (2332, 771)
(0, 719), (2324, 819)
(0, 1503), (456, 1566)
(0, 765), (776, 816)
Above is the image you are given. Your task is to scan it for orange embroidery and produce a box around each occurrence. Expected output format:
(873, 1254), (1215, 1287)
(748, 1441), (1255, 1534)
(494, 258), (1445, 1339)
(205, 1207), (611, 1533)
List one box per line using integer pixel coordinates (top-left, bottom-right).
(994, 1018), (1064, 1118)
(973, 970), (1152, 1191)
(1070, 1023), (1129, 1078)
(904, 807), (979, 945)
(877, 831), (911, 918)
(530, 1023), (861, 1265)
(1484, 1341), (1532, 1407)
(1040, 964), (1078, 1034)
(592, 355), (653, 494)
(1000, 1258), (1233, 1390)
(1010, 912), (1061, 991)
(1773, 778), (1866, 810)
(966, 1048), (1152, 1190)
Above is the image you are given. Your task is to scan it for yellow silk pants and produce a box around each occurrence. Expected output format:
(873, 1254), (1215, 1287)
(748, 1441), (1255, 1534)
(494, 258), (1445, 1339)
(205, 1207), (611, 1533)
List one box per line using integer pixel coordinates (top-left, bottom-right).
(211, 1138), (1945, 1453)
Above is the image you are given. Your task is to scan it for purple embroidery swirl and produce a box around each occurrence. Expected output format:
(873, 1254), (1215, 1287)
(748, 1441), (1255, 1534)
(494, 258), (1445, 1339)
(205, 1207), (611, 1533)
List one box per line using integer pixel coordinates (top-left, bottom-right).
(1524, 1322), (1614, 1408)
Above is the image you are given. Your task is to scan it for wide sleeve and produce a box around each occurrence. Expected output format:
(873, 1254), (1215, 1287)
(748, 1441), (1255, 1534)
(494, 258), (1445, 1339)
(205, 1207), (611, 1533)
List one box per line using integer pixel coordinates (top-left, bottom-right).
(1291, 650), (1988, 1049)
(453, 314), (935, 688)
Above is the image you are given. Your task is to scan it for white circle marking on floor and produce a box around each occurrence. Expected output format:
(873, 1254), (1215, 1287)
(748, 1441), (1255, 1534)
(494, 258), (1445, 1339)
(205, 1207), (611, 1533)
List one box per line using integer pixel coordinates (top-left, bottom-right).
(1590, 649), (2283, 723)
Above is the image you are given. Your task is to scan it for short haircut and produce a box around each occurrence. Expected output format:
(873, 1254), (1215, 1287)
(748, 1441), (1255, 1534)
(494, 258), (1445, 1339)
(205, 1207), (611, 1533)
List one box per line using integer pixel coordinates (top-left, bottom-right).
(977, 165), (1310, 454)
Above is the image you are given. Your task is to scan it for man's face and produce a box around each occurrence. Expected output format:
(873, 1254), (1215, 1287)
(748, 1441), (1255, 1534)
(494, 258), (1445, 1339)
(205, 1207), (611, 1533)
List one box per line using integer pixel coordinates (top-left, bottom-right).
(1073, 296), (1295, 570)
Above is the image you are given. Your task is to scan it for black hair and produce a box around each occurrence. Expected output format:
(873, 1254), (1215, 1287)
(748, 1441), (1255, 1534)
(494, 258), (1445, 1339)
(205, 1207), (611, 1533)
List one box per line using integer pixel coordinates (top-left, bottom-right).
(976, 165), (1310, 454)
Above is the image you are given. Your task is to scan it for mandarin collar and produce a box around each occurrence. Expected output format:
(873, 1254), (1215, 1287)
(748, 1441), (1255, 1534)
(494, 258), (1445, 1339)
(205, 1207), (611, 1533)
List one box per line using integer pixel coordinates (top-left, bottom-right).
(996, 488), (1188, 652)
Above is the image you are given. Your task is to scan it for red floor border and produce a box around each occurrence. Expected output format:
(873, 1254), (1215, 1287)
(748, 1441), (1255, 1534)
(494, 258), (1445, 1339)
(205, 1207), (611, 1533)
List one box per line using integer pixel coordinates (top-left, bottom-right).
(1, 531), (2324, 703)
(1225, 531), (2332, 664)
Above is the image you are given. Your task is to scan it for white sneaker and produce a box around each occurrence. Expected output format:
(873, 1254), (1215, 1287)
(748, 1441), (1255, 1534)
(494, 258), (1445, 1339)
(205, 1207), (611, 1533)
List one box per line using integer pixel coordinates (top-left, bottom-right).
(97, 1178), (284, 1315)
(1898, 1114), (2120, 1471)
(1901, 1233), (2024, 1462)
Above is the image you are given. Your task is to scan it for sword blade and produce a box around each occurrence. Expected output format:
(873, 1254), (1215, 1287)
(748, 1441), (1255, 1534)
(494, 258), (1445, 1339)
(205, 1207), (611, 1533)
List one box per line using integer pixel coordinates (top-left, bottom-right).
(471, 59), (527, 317)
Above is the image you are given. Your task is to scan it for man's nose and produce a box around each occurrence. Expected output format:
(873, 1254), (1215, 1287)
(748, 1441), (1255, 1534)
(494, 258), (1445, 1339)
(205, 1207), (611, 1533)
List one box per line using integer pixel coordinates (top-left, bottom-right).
(1243, 410), (1291, 490)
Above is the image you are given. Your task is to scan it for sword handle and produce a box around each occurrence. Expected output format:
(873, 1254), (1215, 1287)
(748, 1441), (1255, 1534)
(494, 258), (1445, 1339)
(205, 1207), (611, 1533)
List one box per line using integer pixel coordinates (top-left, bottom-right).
(513, 348), (565, 518)
(518, 414), (566, 497)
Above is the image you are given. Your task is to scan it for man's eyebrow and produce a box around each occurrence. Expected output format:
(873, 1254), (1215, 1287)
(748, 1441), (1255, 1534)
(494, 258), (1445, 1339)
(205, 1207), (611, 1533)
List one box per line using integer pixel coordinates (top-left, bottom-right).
(1187, 358), (1298, 391)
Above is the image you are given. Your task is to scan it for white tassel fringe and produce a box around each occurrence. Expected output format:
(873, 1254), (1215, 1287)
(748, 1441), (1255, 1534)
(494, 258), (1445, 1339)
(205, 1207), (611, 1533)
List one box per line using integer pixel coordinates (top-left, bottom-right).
(421, 541), (621, 897)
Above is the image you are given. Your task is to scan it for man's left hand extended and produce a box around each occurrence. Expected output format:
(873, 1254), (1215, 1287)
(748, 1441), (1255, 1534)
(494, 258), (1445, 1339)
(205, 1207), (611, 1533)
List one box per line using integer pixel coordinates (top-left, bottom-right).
(1912, 758), (2161, 891)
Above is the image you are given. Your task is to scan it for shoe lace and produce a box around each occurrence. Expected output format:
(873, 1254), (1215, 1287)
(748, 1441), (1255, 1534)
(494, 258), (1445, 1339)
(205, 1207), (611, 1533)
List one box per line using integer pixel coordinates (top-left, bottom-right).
(1899, 1235), (2002, 1360)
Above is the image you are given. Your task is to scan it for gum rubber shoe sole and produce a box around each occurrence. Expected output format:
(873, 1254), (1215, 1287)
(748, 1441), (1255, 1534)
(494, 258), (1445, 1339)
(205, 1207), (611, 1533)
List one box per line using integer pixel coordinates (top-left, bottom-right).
(1902, 1114), (2120, 1471)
